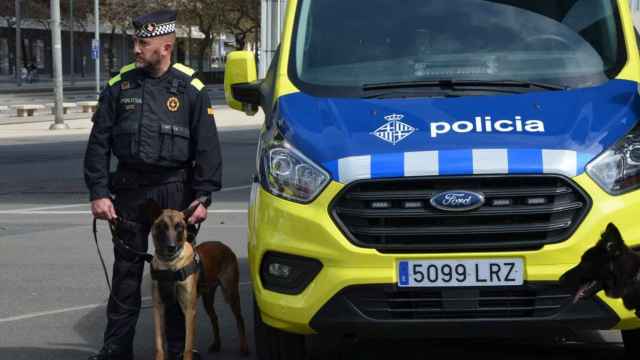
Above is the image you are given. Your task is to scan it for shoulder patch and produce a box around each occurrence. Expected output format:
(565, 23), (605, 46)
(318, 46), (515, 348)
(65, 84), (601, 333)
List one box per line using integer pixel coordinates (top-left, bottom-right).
(173, 63), (195, 77)
(190, 78), (205, 91)
(108, 74), (122, 87)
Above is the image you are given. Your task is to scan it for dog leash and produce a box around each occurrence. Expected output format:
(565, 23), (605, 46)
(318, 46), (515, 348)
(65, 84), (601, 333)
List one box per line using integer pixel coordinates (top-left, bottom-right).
(92, 217), (154, 311)
(92, 217), (202, 311)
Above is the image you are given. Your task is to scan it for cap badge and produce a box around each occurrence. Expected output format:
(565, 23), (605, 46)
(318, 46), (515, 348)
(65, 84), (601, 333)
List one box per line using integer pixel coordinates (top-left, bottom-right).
(145, 23), (157, 34)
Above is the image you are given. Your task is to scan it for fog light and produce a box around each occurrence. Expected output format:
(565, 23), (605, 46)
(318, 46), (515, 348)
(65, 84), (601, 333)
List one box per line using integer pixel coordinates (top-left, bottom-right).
(260, 252), (323, 295)
(268, 263), (292, 278)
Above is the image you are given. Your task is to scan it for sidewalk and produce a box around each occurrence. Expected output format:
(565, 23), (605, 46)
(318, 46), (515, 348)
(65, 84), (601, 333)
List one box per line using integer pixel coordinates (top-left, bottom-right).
(0, 77), (106, 94)
(0, 105), (264, 139)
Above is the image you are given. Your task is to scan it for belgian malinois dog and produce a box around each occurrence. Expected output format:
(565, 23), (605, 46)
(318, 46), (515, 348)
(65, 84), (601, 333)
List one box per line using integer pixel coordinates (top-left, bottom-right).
(145, 200), (249, 360)
(560, 223), (640, 317)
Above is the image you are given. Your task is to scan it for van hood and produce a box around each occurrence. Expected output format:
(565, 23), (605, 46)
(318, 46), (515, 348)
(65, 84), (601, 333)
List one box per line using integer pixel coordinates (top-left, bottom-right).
(277, 79), (640, 183)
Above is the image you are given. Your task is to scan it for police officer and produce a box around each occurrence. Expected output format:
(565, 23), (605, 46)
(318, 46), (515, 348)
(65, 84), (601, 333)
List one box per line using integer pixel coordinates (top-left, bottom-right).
(84, 9), (221, 360)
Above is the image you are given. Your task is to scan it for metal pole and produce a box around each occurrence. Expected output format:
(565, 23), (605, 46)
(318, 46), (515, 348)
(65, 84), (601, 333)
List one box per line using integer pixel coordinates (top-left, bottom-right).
(94, 0), (100, 97)
(69, 0), (74, 85)
(15, 0), (21, 87)
(50, 0), (69, 130)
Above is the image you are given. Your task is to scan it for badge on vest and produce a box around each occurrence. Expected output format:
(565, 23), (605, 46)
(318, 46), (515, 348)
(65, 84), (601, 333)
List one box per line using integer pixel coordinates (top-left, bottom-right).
(167, 96), (180, 112)
(121, 81), (130, 90)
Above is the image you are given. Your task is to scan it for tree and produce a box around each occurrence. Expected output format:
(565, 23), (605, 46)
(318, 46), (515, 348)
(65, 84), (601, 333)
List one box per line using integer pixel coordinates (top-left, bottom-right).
(219, 0), (259, 51)
(178, 0), (224, 71)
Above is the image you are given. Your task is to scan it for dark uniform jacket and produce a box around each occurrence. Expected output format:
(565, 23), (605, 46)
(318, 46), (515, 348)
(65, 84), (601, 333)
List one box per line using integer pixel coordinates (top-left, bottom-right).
(83, 63), (222, 202)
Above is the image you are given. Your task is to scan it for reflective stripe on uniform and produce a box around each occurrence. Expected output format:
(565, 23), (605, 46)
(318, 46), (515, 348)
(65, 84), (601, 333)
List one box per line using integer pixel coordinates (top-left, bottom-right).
(120, 63), (136, 75)
(108, 63), (136, 87)
(108, 74), (122, 86)
(173, 63), (195, 76)
(191, 78), (205, 91)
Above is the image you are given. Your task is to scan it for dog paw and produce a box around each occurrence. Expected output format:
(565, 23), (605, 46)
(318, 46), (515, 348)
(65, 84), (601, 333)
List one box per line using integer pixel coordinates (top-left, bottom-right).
(208, 342), (221, 353)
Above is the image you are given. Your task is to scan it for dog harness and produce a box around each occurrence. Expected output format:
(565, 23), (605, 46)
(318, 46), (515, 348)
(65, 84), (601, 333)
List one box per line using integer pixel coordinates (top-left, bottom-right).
(150, 252), (202, 282)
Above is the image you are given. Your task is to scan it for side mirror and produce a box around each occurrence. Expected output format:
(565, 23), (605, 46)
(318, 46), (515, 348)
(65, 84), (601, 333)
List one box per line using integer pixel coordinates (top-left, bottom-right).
(224, 51), (259, 116)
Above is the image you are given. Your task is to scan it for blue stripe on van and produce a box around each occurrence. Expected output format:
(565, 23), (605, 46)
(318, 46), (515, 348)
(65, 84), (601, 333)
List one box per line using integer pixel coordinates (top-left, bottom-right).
(507, 149), (543, 174)
(439, 149), (473, 175)
(371, 152), (404, 179)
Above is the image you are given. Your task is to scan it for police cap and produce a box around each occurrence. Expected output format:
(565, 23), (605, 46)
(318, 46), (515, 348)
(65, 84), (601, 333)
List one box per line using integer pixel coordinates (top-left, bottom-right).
(133, 9), (176, 38)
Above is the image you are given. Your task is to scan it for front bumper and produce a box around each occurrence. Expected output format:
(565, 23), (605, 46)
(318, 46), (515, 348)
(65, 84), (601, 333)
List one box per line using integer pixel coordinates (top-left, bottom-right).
(247, 173), (640, 336)
(309, 283), (619, 339)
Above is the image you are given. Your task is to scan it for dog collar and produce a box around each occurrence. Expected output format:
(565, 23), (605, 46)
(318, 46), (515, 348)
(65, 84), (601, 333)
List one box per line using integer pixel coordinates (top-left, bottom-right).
(151, 252), (201, 282)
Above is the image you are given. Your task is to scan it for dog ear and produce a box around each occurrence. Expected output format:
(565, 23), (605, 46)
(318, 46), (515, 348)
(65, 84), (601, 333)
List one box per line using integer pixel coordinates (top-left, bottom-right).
(603, 223), (625, 257)
(143, 199), (163, 224)
(182, 202), (198, 221)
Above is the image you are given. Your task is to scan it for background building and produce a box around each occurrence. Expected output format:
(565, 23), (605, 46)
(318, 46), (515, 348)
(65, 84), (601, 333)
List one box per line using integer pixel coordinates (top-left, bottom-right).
(0, 19), (216, 81)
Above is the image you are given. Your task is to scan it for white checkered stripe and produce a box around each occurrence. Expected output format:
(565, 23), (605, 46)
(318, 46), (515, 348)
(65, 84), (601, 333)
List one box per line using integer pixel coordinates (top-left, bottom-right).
(136, 22), (176, 38)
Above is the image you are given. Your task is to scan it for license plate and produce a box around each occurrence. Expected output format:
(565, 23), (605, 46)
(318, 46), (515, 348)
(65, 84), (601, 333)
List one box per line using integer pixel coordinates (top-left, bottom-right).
(397, 259), (524, 287)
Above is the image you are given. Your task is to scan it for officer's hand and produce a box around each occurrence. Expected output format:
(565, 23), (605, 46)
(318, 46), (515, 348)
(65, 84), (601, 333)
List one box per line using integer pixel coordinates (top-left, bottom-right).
(187, 200), (207, 224)
(91, 198), (117, 221)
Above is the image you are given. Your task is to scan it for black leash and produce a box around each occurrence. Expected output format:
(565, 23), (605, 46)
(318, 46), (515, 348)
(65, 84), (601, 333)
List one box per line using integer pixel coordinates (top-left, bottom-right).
(92, 217), (202, 311)
(92, 217), (154, 311)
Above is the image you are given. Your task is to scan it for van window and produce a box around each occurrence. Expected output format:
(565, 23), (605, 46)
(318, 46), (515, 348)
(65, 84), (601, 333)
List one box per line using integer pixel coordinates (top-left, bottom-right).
(290, 0), (626, 96)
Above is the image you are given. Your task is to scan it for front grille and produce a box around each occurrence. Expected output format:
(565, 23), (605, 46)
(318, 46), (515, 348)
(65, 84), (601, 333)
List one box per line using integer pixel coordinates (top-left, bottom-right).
(342, 283), (572, 320)
(330, 175), (591, 252)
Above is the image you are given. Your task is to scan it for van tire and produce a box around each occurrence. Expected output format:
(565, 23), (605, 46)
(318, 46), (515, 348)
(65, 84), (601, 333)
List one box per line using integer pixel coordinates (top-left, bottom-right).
(622, 328), (640, 358)
(254, 299), (307, 360)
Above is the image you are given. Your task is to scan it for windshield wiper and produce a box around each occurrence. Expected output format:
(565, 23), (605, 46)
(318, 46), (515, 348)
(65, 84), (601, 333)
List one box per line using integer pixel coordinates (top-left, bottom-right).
(362, 79), (568, 92)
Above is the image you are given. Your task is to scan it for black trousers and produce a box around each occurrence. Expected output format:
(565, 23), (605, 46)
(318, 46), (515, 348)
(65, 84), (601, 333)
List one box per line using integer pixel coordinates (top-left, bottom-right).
(103, 181), (193, 354)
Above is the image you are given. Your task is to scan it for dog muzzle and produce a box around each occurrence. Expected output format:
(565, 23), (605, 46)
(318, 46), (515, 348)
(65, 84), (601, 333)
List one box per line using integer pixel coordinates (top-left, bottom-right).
(156, 245), (184, 262)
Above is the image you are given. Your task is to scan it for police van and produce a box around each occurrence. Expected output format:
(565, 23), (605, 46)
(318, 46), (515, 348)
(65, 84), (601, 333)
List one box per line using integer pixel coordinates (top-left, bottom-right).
(224, 1), (640, 358)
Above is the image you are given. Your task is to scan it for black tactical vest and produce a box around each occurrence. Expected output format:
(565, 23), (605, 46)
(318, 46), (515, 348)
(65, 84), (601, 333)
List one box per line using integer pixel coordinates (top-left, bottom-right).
(110, 63), (199, 168)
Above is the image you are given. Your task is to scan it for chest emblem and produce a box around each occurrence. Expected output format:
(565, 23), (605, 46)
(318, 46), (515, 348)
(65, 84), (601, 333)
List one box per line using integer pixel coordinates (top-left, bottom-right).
(166, 96), (180, 112)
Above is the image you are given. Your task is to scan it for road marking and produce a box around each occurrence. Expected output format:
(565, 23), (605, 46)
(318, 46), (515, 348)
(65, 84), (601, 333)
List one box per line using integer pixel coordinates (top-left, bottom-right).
(0, 184), (252, 214)
(0, 204), (87, 212)
(0, 282), (252, 323)
(221, 185), (252, 192)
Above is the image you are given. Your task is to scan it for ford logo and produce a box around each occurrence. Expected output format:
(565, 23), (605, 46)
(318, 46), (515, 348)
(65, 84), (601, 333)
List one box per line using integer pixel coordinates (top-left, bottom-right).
(430, 190), (485, 212)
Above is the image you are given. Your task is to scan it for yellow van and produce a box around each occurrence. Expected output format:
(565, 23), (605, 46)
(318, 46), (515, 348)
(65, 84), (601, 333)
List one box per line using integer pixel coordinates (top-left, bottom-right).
(225, 1), (640, 358)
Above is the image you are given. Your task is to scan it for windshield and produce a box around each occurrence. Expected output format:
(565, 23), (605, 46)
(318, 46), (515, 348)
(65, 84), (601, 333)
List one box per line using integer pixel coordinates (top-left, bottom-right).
(290, 0), (627, 97)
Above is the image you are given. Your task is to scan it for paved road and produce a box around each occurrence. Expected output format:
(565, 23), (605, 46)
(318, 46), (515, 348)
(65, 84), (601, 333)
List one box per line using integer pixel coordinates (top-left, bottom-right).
(0, 130), (630, 359)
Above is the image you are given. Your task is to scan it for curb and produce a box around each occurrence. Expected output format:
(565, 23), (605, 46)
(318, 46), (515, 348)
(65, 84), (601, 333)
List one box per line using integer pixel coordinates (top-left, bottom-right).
(0, 85), (101, 95)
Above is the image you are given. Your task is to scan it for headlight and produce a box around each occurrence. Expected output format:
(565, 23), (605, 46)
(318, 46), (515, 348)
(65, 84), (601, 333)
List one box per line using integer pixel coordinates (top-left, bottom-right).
(259, 132), (330, 203)
(586, 125), (640, 195)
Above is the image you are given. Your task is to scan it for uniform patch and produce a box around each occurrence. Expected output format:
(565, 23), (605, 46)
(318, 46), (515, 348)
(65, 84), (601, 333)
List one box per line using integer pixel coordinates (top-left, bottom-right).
(208, 107), (215, 116)
(126, 104), (136, 111)
(121, 81), (130, 90)
(166, 96), (180, 112)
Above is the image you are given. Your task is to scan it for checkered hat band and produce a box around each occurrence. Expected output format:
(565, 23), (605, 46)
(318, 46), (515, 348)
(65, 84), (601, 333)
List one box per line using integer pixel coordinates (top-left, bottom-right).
(136, 22), (175, 38)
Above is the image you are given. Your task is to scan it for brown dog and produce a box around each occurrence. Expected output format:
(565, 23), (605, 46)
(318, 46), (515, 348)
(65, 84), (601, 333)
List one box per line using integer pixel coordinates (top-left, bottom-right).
(145, 200), (249, 360)
(560, 223), (640, 317)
